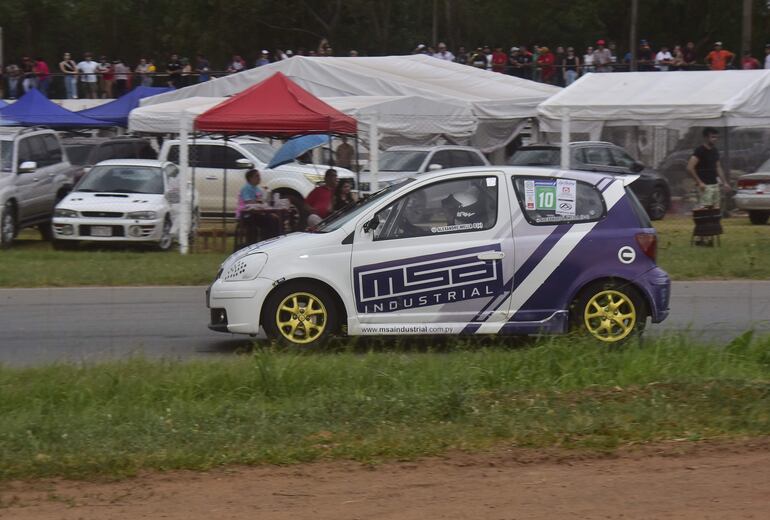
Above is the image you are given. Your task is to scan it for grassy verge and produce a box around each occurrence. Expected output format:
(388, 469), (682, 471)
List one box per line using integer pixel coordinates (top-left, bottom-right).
(1, 334), (768, 480)
(656, 215), (770, 279)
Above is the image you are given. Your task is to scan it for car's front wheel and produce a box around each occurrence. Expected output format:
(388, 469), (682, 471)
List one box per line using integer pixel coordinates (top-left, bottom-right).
(572, 280), (647, 344)
(0, 202), (16, 249)
(748, 210), (769, 225)
(262, 283), (338, 347)
(156, 217), (174, 251)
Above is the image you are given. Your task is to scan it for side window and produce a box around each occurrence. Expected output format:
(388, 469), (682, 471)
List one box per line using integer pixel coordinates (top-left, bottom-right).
(373, 176), (499, 241)
(465, 151), (487, 167)
(28, 136), (50, 166)
(205, 145), (244, 169)
(512, 176), (606, 225)
(609, 148), (635, 169)
(166, 145), (180, 164)
(224, 147), (247, 169)
(582, 147), (613, 166)
(17, 139), (33, 167)
(137, 142), (157, 160)
(429, 150), (452, 170)
(42, 135), (63, 164)
(94, 143), (119, 163)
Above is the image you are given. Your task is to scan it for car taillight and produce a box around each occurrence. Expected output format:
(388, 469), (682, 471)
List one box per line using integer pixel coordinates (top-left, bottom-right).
(635, 232), (657, 262)
(737, 179), (759, 189)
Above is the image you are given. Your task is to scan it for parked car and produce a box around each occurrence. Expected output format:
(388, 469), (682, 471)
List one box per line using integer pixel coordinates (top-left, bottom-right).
(509, 142), (671, 220)
(207, 166), (670, 347)
(159, 136), (355, 223)
(357, 145), (489, 192)
(0, 127), (78, 248)
(733, 160), (770, 225)
(62, 136), (156, 176)
(52, 160), (198, 250)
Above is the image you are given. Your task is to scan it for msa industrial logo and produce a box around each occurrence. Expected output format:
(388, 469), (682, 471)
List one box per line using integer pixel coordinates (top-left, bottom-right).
(353, 245), (505, 313)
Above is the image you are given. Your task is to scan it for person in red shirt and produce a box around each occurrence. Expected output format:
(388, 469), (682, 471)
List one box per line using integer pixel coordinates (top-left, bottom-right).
(304, 169), (338, 227)
(705, 42), (735, 70)
(741, 51), (761, 69)
(491, 45), (508, 73)
(34, 57), (50, 97)
(537, 46), (556, 84)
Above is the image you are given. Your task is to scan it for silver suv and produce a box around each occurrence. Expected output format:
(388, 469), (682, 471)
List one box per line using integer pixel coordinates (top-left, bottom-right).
(358, 145), (489, 192)
(1, 128), (77, 248)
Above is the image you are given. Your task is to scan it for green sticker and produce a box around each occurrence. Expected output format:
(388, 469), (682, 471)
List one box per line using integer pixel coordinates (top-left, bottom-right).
(535, 184), (556, 210)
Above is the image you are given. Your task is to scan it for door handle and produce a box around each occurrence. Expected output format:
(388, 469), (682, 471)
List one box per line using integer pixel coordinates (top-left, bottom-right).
(204, 176), (218, 180)
(477, 252), (504, 261)
(48, 173), (55, 177)
(31, 177), (39, 182)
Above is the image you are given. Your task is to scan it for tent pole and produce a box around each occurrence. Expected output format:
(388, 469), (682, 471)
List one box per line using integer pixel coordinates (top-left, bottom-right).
(370, 114), (379, 192)
(328, 134), (334, 166)
(560, 113), (570, 170)
(354, 134), (360, 193)
(178, 114), (190, 254)
(222, 135), (228, 244)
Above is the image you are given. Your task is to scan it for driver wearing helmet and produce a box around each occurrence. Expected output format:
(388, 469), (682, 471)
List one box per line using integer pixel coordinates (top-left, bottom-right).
(440, 182), (491, 229)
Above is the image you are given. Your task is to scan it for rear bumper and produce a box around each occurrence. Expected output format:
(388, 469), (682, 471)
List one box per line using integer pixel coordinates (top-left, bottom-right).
(635, 267), (671, 323)
(733, 193), (770, 211)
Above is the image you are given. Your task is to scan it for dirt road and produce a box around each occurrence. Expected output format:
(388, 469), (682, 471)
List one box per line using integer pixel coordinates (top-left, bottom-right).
(3, 439), (769, 519)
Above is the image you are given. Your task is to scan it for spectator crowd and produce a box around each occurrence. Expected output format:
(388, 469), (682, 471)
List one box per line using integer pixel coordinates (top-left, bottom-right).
(2, 37), (766, 100)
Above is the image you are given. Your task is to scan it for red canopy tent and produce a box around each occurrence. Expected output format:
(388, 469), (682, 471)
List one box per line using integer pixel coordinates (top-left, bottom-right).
(194, 72), (357, 135)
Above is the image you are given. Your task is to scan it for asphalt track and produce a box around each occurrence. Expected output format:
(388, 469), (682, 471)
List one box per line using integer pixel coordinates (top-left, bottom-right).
(0, 281), (768, 366)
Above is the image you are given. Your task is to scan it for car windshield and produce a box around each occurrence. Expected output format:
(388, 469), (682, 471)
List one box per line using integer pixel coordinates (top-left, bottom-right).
(509, 149), (560, 166)
(75, 166), (164, 194)
(309, 179), (414, 233)
(373, 151), (429, 172)
(64, 144), (96, 165)
(0, 141), (11, 172)
(239, 143), (277, 164)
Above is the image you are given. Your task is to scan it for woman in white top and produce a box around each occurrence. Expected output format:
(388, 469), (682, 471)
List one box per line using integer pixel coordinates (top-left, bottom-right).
(583, 46), (595, 74)
(59, 52), (78, 99)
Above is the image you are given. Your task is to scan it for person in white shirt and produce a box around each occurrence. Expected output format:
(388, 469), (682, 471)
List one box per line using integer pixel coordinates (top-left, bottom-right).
(655, 46), (673, 71)
(76, 53), (99, 99)
(434, 42), (455, 61)
(583, 46), (595, 73)
(764, 44), (770, 69)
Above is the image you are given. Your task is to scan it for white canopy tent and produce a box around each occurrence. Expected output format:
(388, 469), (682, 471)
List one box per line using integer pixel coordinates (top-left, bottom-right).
(141, 55), (560, 152)
(129, 96), (225, 134)
(537, 70), (770, 168)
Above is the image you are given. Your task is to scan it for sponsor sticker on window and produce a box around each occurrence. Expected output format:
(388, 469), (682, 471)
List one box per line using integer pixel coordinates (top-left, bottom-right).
(556, 179), (576, 216)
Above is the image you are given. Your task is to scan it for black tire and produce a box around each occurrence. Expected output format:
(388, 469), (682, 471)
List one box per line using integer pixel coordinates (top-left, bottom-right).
(262, 282), (338, 348)
(0, 202), (16, 249)
(156, 217), (173, 251)
(571, 280), (647, 345)
(748, 211), (769, 225)
(38, 223), (54, 241)
(646, 186), (669, 221)
(53, 239), (79, 250)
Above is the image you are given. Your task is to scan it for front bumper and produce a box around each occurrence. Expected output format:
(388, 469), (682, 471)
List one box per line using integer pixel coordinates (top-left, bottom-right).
(52, 217), (165, 242)
(207, 276), (273, 334)
(733, 193), (770, 211)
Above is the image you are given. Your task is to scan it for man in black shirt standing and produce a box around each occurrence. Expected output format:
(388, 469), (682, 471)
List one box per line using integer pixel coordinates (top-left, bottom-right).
(686, 127), (730, 209)
(166, 54), (183, 88)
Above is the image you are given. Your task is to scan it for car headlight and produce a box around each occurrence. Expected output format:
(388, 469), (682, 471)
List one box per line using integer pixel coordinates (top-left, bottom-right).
(127, 211), (157, 220)
(303, 172), (325, 184)
(222, 252), (268, 282)
(54, 208), (78, 218)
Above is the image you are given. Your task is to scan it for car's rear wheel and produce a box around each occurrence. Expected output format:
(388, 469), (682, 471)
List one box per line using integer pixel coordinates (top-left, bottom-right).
(262, 283), (338, 347)
(646, 186), (669, 221)
(0, 202), (16, 249)
(748, 210), (769, 225)
(572, 281), (647, 344)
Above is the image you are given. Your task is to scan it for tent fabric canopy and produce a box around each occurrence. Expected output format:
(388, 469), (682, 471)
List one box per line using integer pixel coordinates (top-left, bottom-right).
(0, 89), (111, 127)
(128, 96), (225, 133)
(142, 55), (560, 151)
(194, 72), (357, 136)
(78, 86), (172, 126)
(538, 70), (770, 133)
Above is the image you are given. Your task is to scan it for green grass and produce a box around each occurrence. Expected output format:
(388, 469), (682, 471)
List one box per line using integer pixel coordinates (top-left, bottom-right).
(1, 334), (769, 480)
(1, 215), (767, 287)
(656, 215), (770, 280)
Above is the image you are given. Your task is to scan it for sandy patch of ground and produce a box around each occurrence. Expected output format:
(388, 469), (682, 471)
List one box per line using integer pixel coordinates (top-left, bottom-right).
(2, 439), (769, 519)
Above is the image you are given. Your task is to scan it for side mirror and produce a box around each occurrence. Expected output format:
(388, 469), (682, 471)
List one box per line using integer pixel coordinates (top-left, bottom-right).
(235, 158), (253, 169)
(427, 163), (443, 172)
(631, 161), (644, 173)
(19, 161), (37, 173)
(362, 215), (380, 233)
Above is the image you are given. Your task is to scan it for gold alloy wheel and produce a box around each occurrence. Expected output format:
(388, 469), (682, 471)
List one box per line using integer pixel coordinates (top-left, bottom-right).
(583, 290), (637, 343)
(275, 292), (328, 344)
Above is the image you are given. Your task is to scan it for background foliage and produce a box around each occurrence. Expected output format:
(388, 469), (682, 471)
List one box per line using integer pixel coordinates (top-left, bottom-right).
(2, 0), (770, 67)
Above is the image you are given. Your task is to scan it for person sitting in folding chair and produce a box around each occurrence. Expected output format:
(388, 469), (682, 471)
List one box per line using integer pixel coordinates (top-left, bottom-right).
(236, 169), (281, 245)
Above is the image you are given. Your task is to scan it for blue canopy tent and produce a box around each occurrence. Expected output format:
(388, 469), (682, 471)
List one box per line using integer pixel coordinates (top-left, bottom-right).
(0, 89), (110, 127)
(0, 99), (7, 109)
(267, 134), (330, 169)
(78, 86), (173, 126)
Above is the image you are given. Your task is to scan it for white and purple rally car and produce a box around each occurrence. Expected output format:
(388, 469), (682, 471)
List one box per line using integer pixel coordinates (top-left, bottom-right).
(207, 167), (670, 345)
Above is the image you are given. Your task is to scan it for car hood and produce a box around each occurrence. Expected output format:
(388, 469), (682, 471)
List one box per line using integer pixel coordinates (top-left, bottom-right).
(222, 230), (341, 270)
(59, 191), (166, 212)
(272, 163), (355, 179)
(358, 170), (417, 184)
